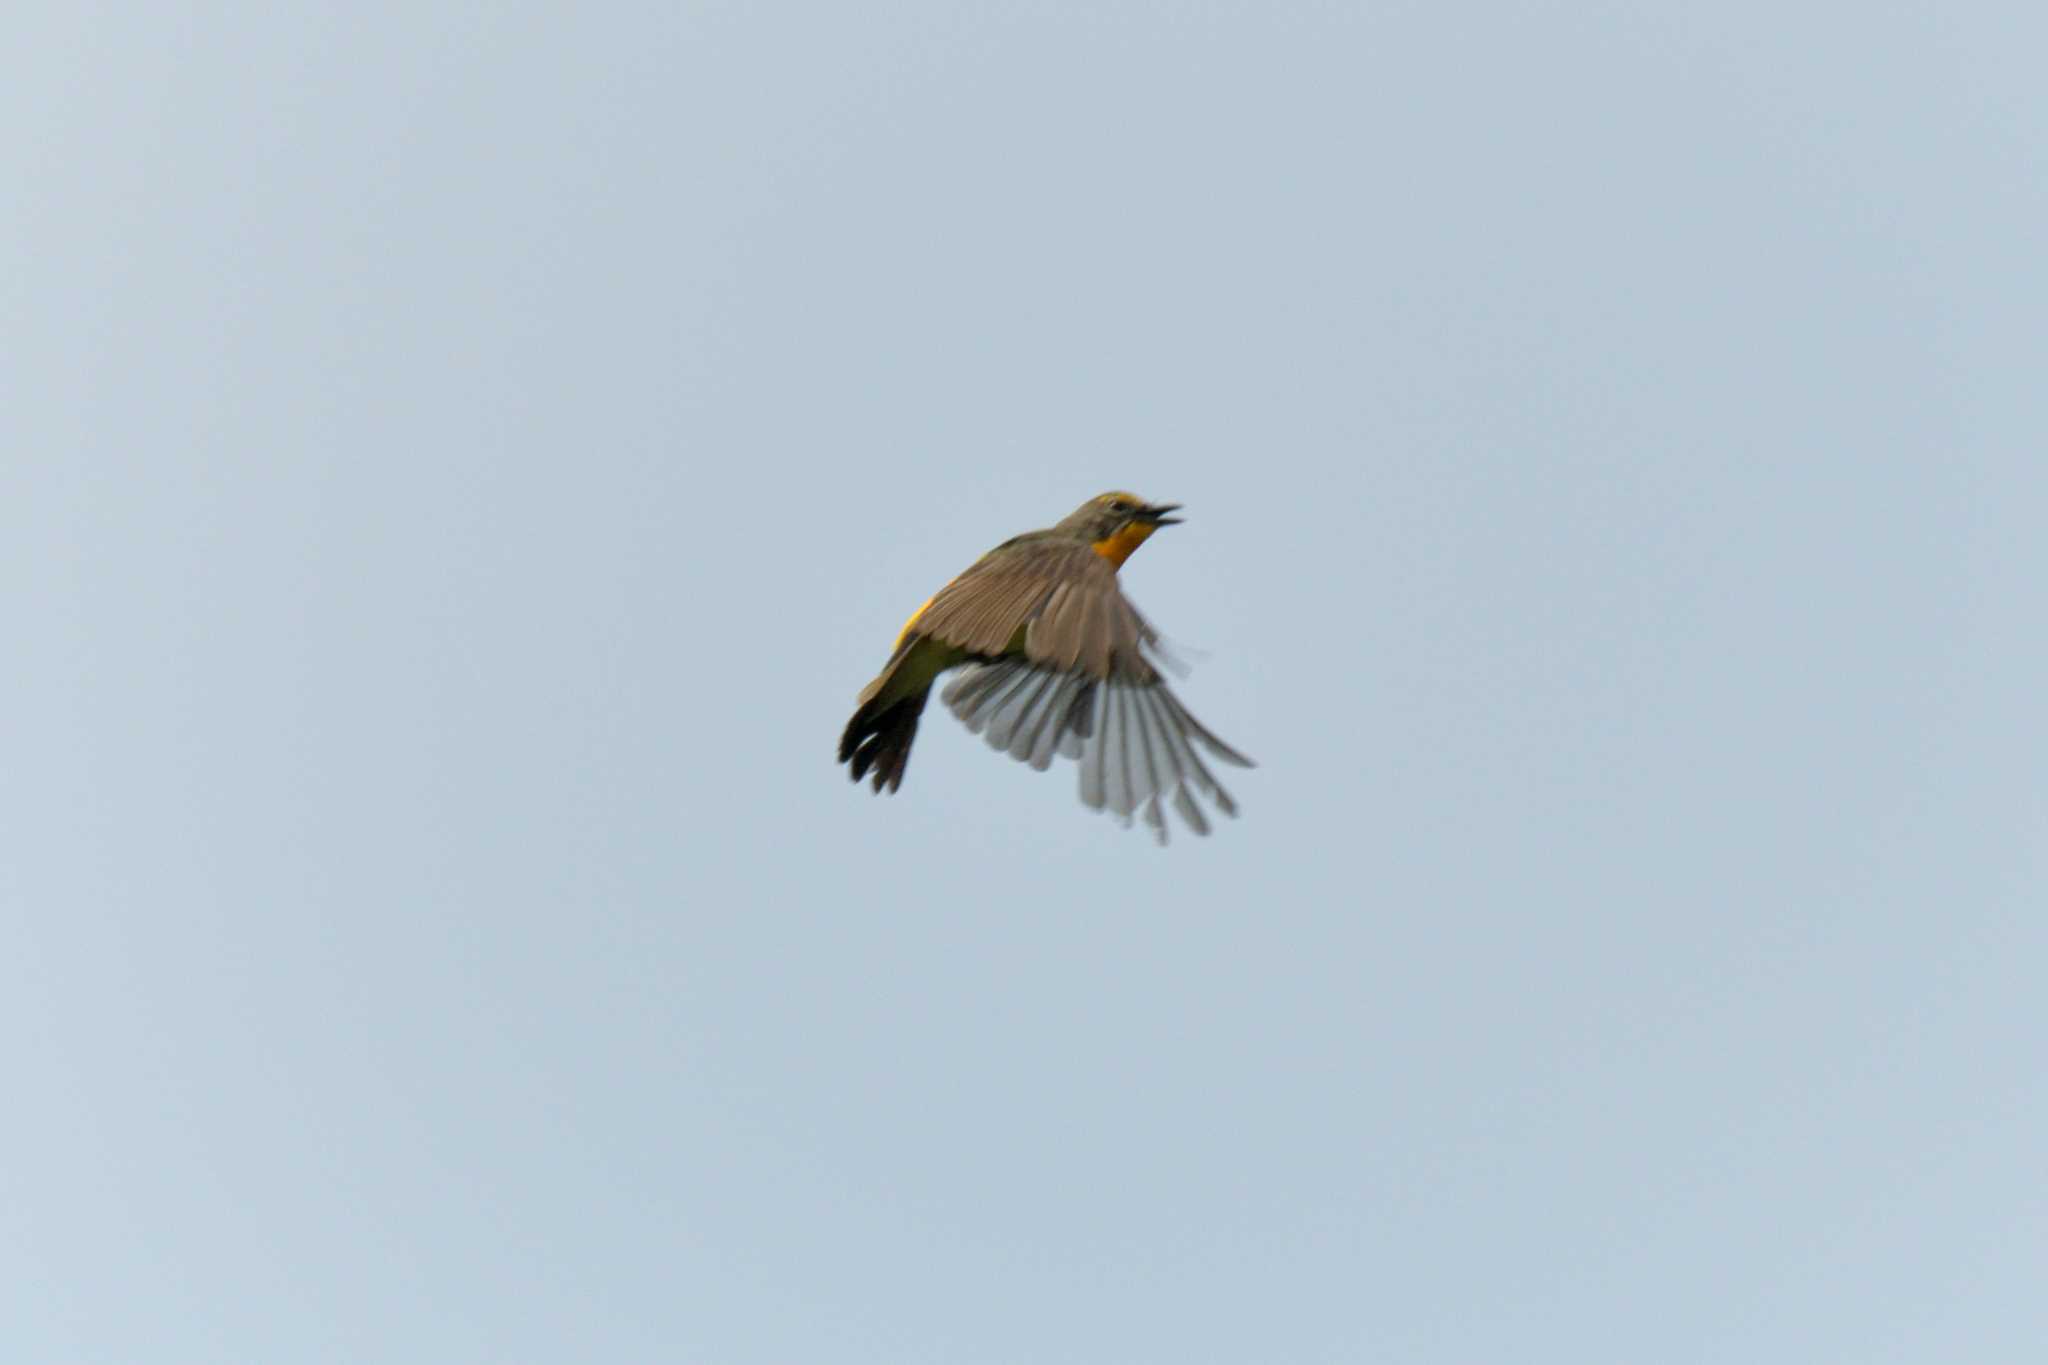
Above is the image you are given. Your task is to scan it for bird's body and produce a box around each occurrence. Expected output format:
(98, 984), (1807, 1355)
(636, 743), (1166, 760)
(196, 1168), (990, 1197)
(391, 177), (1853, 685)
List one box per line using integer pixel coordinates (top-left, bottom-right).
(839, 492), (1253, 843)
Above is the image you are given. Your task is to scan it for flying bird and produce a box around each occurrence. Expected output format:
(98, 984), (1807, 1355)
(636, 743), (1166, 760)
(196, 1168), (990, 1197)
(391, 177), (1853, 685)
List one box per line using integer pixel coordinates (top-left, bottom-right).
(839, 492), (1253, 842)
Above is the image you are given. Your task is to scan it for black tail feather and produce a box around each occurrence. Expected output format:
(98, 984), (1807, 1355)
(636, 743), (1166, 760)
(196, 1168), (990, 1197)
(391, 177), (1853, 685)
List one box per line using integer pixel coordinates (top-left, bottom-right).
(839, 690), (929, 793)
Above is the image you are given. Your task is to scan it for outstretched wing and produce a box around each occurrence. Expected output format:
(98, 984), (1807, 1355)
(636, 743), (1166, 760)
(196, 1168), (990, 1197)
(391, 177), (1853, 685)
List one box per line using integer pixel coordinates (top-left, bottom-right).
(912, 538), (1254, 843)
(941, 660), (1253, 844)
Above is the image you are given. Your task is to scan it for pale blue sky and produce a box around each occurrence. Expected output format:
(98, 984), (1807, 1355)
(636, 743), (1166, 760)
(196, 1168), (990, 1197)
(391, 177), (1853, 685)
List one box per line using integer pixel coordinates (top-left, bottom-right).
(5, 3), (2044, 1361)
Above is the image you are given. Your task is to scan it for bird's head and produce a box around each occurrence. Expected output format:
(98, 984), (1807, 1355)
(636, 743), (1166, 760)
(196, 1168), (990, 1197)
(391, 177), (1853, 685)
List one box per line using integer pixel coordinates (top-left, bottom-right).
(1061, 491), (1184, 568)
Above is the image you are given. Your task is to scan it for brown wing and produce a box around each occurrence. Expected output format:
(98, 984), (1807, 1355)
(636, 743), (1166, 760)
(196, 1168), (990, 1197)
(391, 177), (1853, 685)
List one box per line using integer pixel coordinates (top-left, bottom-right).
(909, 537), (1159, 681)
(919, 539), (1254, 844)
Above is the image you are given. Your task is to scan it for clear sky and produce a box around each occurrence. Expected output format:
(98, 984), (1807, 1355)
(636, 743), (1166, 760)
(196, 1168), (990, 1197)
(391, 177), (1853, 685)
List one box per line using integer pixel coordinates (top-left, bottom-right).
(6, 3), (2044, 1361)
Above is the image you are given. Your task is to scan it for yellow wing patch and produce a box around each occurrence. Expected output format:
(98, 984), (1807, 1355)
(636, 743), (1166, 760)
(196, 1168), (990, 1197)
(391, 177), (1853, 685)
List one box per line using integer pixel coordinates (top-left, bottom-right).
(893, 593), (937, 650)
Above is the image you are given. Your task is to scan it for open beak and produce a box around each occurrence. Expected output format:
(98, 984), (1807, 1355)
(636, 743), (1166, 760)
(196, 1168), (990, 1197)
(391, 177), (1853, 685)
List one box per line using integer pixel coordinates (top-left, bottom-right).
(1140, 502), (1184, 526)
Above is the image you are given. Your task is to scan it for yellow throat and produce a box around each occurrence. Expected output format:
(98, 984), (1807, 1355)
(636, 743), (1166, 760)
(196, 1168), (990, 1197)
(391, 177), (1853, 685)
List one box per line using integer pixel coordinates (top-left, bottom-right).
(1090, 521), (1159, 570)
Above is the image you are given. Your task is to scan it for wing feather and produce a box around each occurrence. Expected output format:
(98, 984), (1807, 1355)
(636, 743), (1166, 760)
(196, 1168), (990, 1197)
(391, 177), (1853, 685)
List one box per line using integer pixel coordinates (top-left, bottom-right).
(918, 537), (1251, 840)
(941, 660), (1247, 839)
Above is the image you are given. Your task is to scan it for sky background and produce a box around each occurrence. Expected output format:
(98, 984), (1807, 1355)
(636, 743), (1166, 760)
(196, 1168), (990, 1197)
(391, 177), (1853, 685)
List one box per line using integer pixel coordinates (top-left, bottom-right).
(6, 3), (2045, 1361)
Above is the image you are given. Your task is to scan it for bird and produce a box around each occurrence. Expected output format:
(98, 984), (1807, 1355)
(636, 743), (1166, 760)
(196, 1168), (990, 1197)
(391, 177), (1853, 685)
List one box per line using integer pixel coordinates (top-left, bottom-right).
(839, 491), (1253, 843)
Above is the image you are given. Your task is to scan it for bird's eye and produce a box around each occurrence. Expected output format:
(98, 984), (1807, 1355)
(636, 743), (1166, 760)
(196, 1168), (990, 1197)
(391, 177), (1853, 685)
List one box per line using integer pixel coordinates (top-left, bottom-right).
(1108, 498), (1131, 512)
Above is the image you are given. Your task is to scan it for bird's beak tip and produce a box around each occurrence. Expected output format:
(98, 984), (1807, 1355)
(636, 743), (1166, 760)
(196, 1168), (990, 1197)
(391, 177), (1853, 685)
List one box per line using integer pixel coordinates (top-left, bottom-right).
(1146, 503), (1184, 526)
